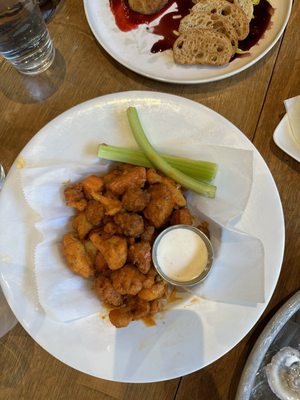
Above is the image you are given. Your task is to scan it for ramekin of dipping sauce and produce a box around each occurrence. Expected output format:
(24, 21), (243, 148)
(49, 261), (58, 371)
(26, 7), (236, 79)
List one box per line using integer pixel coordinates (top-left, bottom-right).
(152, 225), (214, 287)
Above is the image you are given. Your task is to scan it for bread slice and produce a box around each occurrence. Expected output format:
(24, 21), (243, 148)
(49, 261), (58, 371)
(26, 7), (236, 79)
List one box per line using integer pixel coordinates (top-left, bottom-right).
(128, 0), (169, 15)
(178, 12), (238, 54)
(173, 28), (233, 66)
(227, 0), (253, 21)
(191, 0), (249, 40)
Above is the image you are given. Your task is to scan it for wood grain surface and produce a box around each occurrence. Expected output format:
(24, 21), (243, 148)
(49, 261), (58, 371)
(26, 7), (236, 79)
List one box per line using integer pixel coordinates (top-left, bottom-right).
(0, 1), (299, 399)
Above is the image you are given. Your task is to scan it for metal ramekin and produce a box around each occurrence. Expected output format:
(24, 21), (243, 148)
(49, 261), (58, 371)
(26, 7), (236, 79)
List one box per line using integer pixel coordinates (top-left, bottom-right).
(152, 224), (214, 287)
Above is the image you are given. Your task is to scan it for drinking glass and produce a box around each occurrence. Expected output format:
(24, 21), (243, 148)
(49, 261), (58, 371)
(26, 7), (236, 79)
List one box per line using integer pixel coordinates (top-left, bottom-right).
(38, 0), (63, 22)
(0, 0), (55, 75)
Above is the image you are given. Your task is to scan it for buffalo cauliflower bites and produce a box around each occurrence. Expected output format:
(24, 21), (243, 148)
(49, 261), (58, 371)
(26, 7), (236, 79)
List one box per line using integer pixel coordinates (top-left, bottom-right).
(105, 166), (146, 195)
(129, 242), (152, 274)
(111, 264), (145, 295)
(122, 187), (150, 212)
(64, 183), (87, 211)
(170, 207), (193, 226)
(94, 276), (124, 307)
(90, 233), (128, 270)
(61, 164), (208, 328)
(62, 233), (94, 278)
(144, 183), (175, 228)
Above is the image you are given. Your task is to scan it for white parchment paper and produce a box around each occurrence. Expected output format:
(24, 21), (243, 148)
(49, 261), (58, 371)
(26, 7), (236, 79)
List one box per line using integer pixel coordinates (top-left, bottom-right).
(20, 146), (264, 322)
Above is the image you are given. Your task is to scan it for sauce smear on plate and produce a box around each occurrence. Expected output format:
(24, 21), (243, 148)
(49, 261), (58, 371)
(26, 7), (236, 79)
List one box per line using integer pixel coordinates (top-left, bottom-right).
(109, 0), (274, 54)
(239, 0), (274, 52)
(109, 0), (175, 31)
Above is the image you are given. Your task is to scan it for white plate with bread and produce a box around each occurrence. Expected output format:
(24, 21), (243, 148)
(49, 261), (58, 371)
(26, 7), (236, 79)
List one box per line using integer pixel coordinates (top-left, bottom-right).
(84, 0), (292, 84)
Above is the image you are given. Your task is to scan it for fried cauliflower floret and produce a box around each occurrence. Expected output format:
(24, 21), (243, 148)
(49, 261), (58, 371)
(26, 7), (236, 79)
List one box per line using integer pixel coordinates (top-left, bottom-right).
(94, 251), (108, 272)
(141, 224), (156, 243)
(94, 276), (123, 307)
(72, 212), (93, 240)
(103, 168), (121, 185)
(85, 199), (104, 225)
(109, 307), (133, 328)
(109, 296), (152, 328)
(166, 183), (186, 207)
(138, 281), (167, 301)
(197, 221), (210, 239)
(82, 175), (104, 199)
(103, 221), (119, 235)
(127, 296), (151, 320)
(122, 187), (150, 212)
(146, 168), (162, 184)
(90, 233), (127, 270)
(91, 193), (123, 216)
(146, 169), (186, 207)
(113, 212), (144, 238)
(144, 183), (174, 228)
(83, 239), (98, 262)
(170, 208), (193, 226)
(129, 242), (152, 274)
(111, 264), (146, 295)
(150, 298), (165, 314)
(105, 166), (146, 195)
(62, 233), (94, 278)
(64, 183), (87, 211)
(143, 268), (157, 289)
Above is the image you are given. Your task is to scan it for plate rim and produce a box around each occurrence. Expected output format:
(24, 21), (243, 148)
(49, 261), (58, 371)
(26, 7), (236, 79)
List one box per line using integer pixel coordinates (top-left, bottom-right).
(83, 0), (293, 84)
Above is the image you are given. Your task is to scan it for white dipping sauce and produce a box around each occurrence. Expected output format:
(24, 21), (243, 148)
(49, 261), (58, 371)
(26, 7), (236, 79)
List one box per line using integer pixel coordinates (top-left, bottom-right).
(156, 228), (208, 282)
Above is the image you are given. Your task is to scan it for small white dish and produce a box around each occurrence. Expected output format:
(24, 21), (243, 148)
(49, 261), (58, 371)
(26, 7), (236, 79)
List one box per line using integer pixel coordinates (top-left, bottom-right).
(273, 114), (300, 162)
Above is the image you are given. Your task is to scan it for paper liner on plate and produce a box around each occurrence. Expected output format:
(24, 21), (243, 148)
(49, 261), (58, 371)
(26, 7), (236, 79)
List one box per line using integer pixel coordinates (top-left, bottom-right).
(19, 146), (264, 323)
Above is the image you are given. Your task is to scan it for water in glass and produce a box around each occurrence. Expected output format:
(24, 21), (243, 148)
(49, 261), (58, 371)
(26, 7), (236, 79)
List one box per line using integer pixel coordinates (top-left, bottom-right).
(0, 0), (55, 75)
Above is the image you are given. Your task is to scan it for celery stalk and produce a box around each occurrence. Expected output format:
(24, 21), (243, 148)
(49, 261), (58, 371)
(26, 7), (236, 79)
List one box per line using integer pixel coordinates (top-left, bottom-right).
(98, 144), (217, 182)
(126, 107), (216, 198)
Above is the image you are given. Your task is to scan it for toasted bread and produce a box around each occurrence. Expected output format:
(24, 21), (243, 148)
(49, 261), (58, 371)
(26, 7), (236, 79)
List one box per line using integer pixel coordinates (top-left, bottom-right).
(179, 11), (238, 54)
(227, 0), (253, 20)
(191, 0), (249, 40)
(173, 28), (233, 66)
(128, 0), (169, 15)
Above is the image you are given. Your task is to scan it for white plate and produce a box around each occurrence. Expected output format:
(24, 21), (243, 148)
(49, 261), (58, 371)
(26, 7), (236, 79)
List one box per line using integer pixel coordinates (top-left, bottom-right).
(273, 114), (300, 162)
(0, 91), (284, 382)
(83, 0), (292, 84)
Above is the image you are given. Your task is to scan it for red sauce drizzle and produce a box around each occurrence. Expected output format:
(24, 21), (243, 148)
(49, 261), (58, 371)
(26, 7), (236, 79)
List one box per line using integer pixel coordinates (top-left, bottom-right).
(109, 0), (176, 32)
(238, 1), (274, 51)
(150, 0), (195, 53)
(109, 0), (274, 54)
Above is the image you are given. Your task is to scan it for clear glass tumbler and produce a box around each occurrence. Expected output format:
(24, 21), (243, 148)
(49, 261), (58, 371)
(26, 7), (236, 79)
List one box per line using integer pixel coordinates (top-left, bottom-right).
(38, 0), (63, 22)
(0, 0), (55, 75)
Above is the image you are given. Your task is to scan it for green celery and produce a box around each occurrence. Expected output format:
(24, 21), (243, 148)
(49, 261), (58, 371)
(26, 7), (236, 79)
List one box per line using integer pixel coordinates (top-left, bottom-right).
(126, 107), (216, 198)
(98, 144), (217, 182)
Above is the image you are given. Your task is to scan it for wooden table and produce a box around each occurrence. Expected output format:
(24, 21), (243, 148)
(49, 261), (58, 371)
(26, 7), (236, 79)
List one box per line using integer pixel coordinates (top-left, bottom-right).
(0, 1), (299, 399)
